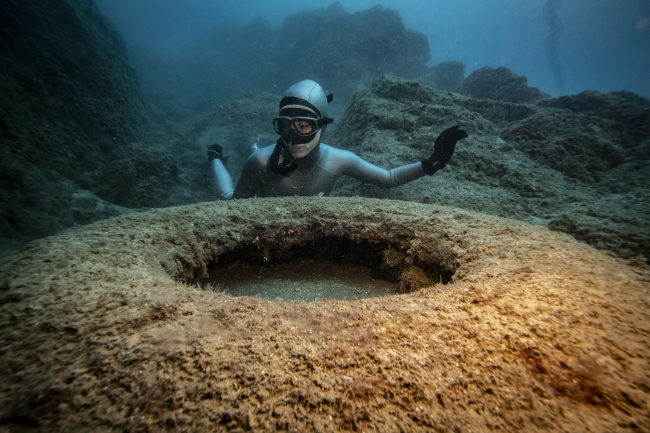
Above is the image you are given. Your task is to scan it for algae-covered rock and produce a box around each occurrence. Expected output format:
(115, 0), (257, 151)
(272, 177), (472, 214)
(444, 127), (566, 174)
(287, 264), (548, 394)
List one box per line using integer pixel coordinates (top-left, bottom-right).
(458, 66), (550, 103)
(418, 61), (466, 91)
(501, 109), (627, 182)
(94, 142), (193, 208)
(537, 90), (650, 146)
(1, 197), (648, 431)
(329, 75), (649, 261)
(1, 3), (649, 427)
(504, 90), (650, 183)
(0, 0), (147, 244)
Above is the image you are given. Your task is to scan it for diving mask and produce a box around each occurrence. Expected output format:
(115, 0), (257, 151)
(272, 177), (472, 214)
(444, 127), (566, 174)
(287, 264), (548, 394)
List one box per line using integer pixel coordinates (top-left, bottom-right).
(273, 116), (333, 141)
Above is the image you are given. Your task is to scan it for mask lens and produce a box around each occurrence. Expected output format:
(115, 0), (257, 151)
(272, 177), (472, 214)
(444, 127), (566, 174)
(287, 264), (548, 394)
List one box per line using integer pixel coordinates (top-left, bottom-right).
(273, 117), (292, 136)
(292, 118), (317, 136)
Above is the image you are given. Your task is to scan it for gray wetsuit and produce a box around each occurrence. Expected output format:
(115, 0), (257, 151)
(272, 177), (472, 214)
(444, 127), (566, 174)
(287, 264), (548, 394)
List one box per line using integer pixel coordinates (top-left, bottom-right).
(211, 143), (425, 200)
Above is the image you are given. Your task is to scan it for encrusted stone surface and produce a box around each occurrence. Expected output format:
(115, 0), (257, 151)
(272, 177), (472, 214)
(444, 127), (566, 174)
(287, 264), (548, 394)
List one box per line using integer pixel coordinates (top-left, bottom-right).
(1, 197), (648, 431)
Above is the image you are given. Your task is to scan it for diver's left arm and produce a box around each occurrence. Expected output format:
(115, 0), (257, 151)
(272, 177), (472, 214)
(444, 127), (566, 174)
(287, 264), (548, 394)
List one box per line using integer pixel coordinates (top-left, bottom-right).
(343, 125), (468, 187)
(342, 156), (424, 187)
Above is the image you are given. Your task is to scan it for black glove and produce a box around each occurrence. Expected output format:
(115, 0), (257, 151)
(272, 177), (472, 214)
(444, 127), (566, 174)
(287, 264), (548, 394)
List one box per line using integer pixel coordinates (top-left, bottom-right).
(207, 143), (230, 163)
(421, 125), (468, 175)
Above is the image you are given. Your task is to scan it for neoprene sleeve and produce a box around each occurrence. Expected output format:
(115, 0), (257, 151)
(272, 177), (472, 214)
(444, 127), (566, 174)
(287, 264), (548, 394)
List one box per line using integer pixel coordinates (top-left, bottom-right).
(212, 143), (425, 200)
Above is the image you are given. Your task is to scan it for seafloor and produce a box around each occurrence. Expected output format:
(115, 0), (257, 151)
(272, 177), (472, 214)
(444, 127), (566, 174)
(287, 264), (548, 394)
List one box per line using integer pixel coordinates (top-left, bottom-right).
(1, 198), (649, 431)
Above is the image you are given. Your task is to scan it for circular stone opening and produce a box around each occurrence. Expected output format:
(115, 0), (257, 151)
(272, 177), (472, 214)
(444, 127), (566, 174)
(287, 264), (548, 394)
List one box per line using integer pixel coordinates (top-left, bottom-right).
(200, 236), (453, 301)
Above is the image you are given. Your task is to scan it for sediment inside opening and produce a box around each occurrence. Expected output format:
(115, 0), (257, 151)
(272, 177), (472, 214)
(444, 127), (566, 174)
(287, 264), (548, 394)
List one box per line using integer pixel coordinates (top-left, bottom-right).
(201, 237), (453, 301)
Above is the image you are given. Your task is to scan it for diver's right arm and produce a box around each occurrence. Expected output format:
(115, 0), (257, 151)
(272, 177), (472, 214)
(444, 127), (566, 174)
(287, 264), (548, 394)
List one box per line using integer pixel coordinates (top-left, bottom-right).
(208, 144), (234, 200)
(211, 159), (234, 199)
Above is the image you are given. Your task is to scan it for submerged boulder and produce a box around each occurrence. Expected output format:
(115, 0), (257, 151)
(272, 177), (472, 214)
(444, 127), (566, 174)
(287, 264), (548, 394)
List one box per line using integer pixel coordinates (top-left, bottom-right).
(537, 90), (650, 147)
(418, 61), (466, 91)
(458, 66), (550, 103)
(1, 197), (648, 431)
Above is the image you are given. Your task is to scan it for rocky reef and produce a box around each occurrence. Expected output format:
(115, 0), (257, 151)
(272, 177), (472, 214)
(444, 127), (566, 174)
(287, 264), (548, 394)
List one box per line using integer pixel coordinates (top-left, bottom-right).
(457, 66), (550, 103)
(0, 0), (147, 251)
(329, 75), (649, 260)
(418, 61), (466, 92)
(0, 0), (216, 252)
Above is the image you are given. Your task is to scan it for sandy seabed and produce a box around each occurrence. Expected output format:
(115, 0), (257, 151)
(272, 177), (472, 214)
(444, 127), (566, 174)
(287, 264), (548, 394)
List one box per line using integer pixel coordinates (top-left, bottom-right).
(0, 197), (649, 432)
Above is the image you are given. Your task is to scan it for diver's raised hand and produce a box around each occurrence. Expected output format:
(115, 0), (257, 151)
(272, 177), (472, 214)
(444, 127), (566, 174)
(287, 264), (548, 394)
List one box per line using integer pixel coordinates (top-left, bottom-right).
(421, 125), (468, 175)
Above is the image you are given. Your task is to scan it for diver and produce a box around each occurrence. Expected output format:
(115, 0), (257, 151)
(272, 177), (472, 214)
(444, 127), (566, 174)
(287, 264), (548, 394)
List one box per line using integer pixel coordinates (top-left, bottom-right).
(208, 79), (468, 199)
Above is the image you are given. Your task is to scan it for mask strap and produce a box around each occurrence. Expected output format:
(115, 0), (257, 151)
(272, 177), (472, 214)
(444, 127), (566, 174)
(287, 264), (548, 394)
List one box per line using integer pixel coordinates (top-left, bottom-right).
(269, 138), (298, 175)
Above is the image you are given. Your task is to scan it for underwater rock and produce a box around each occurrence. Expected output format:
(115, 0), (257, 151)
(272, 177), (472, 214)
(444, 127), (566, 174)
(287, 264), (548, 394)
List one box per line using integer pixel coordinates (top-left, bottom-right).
(0, 197), (648, 431)
(537, 90), (650, 147)
(501, 107), (628, 182)
(93, 141), (196, 209)
(458, 66), (550, 103)
(418, 61), (466, 91)
(329, 75), (649, 261)
(0, 0), (147, 246)
(611, 90), (650, 108)
(138, 3), (430, 107)
(506, 90), (650, 184)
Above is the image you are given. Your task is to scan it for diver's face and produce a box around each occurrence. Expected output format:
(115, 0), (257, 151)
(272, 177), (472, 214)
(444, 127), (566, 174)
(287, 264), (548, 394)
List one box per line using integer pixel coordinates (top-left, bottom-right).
(286, 130), (321, 159)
